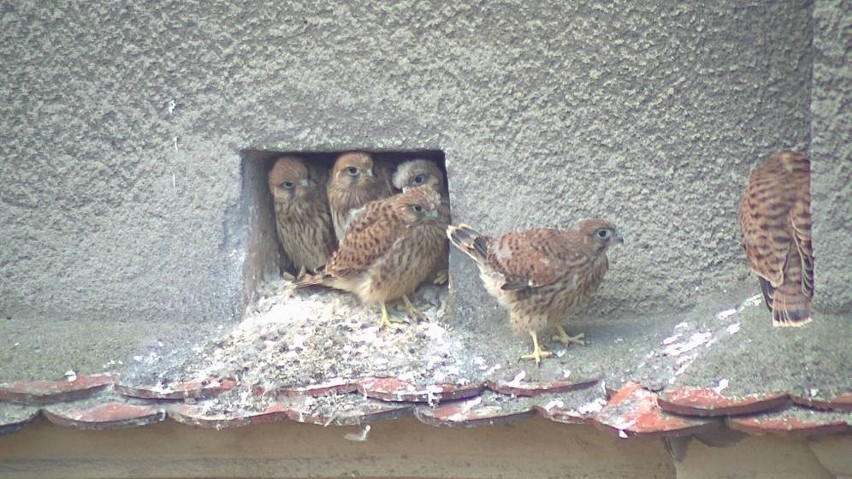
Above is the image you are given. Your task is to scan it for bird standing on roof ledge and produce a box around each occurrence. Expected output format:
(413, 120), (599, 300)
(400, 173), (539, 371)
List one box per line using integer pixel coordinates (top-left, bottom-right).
(448, 219), (623, 365)
(296, 186), (449, 329)
(393, 159), (450, 285)
(739, 150), (813, 327)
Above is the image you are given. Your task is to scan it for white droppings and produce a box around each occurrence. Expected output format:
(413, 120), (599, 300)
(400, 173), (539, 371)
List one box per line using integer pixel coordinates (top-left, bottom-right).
(447, 397), (483, 421)
(663, 332), (712, 356)
(578, 398), (607, 415)
(507, 370), (526, 386)
(741, 294), (763, 309)
(344, 424), (371, 442)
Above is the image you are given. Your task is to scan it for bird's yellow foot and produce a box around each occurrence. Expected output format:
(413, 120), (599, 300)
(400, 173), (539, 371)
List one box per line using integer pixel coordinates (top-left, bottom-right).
(432, 269), (449, 285)
(295, 265), (307, 280)
(519, 331), (553, 365)
(378, 301), (406, 329)
(552, 325), (585, 346)
(402, 295), (423, 321)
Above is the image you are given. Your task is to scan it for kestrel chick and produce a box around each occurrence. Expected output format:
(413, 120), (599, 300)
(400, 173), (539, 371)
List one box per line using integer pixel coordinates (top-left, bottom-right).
(268, 156), (335, 278)
(392, 159), (446, 195)
(297, 186), (449, 329)
(327, 151), (394, 242)
(393, 159), (450, 284)
(347, 158), (448, 229)
(448, 219), (622, 365)
(739, 150), (813, 326)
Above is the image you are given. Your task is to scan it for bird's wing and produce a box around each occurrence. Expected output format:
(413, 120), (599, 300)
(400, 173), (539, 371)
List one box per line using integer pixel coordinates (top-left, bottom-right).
(790, 195), (814, 298)
(487, 229), (584, 291)
(739, 175), (787, 288)
(325, 201), (400, 278)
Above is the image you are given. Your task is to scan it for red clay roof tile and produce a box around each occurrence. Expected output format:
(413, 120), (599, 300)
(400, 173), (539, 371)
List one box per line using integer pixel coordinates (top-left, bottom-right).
(726, 406), (850, 437)
(659, 387), (790, 417)
(0, 374), (113, 405)
(43, 401), (166, 430)
(116, 377), (236, 400)
(594, 382), (721, 438)
(0, 403), (40, 435)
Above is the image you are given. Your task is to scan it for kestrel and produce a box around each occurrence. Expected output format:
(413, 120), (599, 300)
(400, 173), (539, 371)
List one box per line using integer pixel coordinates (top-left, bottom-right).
(297, 186), (449, 329)
(448, 219), (622, 365)
(327, 151), (394, 242)
(739, 150), (813, 326)
(393, 159), (450, 284)
(268, 156), (335, 278)
(392, 159), (446, 195)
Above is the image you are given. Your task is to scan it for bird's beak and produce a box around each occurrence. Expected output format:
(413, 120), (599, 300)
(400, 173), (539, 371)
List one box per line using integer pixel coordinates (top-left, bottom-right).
(300, 179), (310, 187)
(429, 209), (439, 219)
(365, 169), (374, 178)
(614, 231), (624, 244)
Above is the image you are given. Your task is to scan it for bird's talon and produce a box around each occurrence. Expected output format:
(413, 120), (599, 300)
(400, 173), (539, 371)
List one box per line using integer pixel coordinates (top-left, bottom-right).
(519, 349), (554, 365)
(402, 295), (423, 321)
(519, 331), (553, 365)
(379, 301), (409, 329)
(295, 265), (307, 281)
(432, 269), (449, 285)
(552, 327), (585, 346)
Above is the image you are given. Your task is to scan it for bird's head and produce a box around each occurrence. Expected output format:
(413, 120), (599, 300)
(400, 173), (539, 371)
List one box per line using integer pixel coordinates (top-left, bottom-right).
(577, 219), (623, 253)
(392, 159), (445, 194)
(268, 156), (321, 206)
(332, 152), (376, 189)
(395, 186), (445, 225)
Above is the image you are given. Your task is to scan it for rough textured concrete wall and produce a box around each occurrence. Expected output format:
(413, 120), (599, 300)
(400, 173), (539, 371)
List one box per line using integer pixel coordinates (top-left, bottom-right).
(0, 1), (818, 327)
(811, 0), (852, 314)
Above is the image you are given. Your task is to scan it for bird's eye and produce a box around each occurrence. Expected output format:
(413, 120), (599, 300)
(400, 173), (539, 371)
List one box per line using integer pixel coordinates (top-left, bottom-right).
(346, 166), (359, 176)
(412, 204), (423, 213)
(281, 181), (295, 189)
(596, 229), (610, 239)
(412, 174), (425, 185)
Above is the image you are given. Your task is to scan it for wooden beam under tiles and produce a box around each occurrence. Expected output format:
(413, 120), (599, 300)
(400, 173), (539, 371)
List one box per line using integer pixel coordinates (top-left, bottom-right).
(0, 416), (674, 479)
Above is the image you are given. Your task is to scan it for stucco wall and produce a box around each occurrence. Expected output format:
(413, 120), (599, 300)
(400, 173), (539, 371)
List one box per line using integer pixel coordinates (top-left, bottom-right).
(1, 0), (841, 331)
(811, 0), (852, 313)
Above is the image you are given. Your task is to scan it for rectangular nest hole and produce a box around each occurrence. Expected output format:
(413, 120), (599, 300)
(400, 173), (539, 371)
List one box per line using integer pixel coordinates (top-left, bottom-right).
(203, 149), (476, 393)
(239, 149), (448, 299)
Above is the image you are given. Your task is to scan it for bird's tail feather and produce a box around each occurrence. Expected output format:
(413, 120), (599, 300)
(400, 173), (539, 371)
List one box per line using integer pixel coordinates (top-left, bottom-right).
(293, 272), (329, 290)
(758, 278), (774, 313)
(447, 224), (490, 263)
(769, 284), (812, 327)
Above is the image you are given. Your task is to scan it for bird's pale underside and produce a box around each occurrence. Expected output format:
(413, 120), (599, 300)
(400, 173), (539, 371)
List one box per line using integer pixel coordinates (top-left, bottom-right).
(297, 185), (450, 329)
(448, 219), (623, 365)
(392, 159), (450, 285)
(268, 156), (335, 278)
(739, 150), (813, 326)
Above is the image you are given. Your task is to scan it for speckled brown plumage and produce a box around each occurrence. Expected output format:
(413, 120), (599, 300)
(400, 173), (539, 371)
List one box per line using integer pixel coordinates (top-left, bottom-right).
(268, 156), (335, 277)
(393, 159), (450, 284)
(739, 150), (813, 326)
(448, 219), (622, 364)
(327, 151), (394, 242)
(298, 186), (449, 328)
